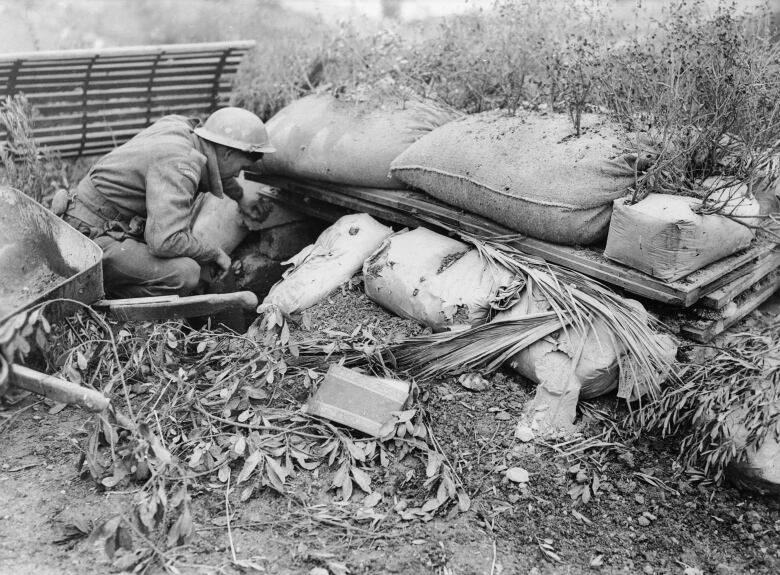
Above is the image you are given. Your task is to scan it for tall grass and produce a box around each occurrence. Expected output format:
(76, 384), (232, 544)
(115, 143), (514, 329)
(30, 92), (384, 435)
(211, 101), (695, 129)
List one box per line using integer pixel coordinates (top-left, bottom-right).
(232, 0), (780, 199)
(0, 95), (67, 205)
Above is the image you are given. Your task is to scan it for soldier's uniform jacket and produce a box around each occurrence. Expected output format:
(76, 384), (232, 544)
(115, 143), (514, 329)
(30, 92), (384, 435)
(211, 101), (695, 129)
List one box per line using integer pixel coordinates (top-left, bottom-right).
(70, 115), (242, 264)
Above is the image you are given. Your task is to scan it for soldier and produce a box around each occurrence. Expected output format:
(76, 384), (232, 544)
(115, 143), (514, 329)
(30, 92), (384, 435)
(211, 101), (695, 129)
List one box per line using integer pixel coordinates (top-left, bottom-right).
(56, 107), (275, 298)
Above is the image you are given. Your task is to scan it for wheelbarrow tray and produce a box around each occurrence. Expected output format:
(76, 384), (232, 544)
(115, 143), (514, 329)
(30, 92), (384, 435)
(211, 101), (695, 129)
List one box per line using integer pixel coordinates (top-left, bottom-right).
(0, 186), (103, 324)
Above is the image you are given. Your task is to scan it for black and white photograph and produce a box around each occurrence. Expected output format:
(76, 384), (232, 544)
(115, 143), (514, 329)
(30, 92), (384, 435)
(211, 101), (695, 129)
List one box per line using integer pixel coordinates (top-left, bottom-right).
(1, 0), (779, 573)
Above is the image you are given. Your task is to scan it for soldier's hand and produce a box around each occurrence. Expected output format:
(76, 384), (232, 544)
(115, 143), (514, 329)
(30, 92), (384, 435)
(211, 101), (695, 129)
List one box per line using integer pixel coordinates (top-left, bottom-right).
(238, 186), (270, 227)
(215, 249), (232, 281)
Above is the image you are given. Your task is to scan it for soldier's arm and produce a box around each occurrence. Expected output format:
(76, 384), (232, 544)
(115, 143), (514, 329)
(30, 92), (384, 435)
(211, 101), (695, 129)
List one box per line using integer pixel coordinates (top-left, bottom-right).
(144, 155), (222, 263)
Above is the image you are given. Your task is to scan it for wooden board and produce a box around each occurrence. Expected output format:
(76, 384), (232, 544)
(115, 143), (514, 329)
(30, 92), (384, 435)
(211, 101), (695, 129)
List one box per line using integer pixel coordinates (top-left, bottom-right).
(247, 175), (779, 308)
(680, 272), (780, 342)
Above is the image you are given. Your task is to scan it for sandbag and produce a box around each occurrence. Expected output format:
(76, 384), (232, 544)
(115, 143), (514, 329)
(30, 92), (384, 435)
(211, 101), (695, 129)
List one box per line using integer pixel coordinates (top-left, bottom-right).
(363, 227), (513, 331)
(192, 193), (248, 254)
(262, 213), (393, 315)
(604, 182), (760, 282)
(496, 281), (676, 433)
(495, 281), (648, 401)
(390, 112), (646, 245)
(728, 431), (780, 494)
(260, 93), (456, 188)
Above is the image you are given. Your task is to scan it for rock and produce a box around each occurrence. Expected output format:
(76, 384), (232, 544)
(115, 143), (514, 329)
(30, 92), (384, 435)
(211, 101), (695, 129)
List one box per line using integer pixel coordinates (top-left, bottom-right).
(751, 522), (763, 533)
(715, 563), (732, 575)
(642, 511), (657, 521)
(643, 565), (654, 574)
(634, 494), (645, 505)
(637, 516), (651, 527)
(515, 424), (534, 442)
(618, 451), (635, 468)
(308, 569), (329, 575)
(505, 467), (530, 483)
(458, 372), (492, 392)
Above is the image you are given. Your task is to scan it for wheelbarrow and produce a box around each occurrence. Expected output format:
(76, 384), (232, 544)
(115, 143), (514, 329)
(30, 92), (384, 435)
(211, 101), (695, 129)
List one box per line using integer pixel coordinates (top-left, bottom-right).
(0, 185), (258, 411)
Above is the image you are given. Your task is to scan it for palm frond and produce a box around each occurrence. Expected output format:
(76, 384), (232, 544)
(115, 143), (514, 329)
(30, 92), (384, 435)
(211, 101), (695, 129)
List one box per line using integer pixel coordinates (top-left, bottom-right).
(386, 312), (564, 379)
(395, 219), (677, 400)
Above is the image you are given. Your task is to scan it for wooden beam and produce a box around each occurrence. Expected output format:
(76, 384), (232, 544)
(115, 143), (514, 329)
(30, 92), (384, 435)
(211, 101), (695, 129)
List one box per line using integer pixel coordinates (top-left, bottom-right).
(247, 175), (780, 308)
(0, 41), (255, 63)
(680, 273), (780, 342)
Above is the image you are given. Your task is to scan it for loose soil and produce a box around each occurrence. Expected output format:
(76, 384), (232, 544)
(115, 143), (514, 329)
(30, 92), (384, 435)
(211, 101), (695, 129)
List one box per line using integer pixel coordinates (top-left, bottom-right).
(0, 210), (69, 320)
(1, 285), (779, 575)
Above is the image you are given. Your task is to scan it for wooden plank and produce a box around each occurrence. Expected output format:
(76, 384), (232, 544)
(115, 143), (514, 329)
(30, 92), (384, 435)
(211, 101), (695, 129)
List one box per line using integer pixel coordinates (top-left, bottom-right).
(8, 66), (240, 87)
(10, 364), (110, 412)
(0, 57), (245, 76)
(27, 96), (219, 115)
(31, 107), (197, 128)
(0, 41), (255, 62)
(3, 81), (227, 99)
(94, 291), (259, 321)
(322, 183), (775, 304)
(249, 175), (780, 308)
(698, 247), (780, 309)
(246, 185), (356, 224)
(680, 273), (780, 342)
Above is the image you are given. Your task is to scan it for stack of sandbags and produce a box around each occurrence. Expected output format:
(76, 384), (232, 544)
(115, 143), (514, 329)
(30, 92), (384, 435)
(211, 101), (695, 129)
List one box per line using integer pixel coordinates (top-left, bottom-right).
(604, 178), (761, 281)
(260, 93), (457, 188)
(262, 213), (393, 315)
(363, 227), (514, 331)
(390, 112), (651, 245)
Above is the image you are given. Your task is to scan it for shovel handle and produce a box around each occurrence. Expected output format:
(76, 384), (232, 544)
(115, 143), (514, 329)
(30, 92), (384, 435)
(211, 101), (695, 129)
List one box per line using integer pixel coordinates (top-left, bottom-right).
(10, 364), (109, 412)
(96, 291), (259, 321)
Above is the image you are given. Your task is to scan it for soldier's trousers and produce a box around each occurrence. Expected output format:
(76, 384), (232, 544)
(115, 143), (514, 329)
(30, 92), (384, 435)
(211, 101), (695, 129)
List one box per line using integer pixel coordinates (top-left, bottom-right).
(63, 196), (201, 299)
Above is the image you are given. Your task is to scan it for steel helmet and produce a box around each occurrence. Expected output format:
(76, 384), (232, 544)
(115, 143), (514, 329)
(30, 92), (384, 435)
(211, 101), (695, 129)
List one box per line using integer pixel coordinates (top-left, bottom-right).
(194, 107), (276, 153)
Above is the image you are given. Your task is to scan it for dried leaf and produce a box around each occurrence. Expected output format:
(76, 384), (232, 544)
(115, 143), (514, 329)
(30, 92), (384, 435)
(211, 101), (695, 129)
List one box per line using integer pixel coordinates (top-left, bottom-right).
(362, 492), (382, 508)
(166, 503), (193, 547)
(350, 466), (372, 493)
(457, 490), (471, 512)
(425, 451), (443, 479)
(238, 450), (263, 483)
(264, 456), (287, 492)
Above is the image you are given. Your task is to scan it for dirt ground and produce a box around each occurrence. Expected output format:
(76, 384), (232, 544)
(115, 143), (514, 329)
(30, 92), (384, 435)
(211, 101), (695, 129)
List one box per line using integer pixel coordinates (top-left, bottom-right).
(1, 286), (780, 575)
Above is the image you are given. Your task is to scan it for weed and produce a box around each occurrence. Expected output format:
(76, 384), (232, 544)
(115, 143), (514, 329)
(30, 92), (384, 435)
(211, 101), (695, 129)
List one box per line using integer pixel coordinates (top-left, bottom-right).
(0, 95), (68, 205)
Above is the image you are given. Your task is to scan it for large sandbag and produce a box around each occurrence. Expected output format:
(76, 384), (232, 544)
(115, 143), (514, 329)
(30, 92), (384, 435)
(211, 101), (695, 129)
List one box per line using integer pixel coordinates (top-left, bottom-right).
(495, 281), (648, 400)
(604, 182), (760, 281)
(192, 193), (248, 254)
(725, 402), (780, 494)
(496, 280), (676, 433)
(260, 93), (456, 188)
(262, 213), (393, 315)
(728, 432), (780, 494)
(390, 112), (645, 245)
(363, 227), (513, 331)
